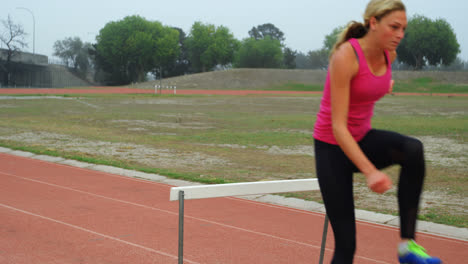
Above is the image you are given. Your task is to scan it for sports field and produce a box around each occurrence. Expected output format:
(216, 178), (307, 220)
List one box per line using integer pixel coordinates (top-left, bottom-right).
(0, 88), (466, 228)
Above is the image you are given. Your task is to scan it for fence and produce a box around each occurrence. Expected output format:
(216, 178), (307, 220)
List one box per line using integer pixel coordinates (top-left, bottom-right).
(169, 179), (329, 264)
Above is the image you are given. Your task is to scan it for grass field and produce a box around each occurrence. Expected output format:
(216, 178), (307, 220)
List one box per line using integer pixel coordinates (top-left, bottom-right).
(0, 84), (467, 227)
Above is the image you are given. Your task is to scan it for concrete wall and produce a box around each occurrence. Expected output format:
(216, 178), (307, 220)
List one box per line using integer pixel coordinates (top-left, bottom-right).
(392, 71), (468, 84)
(46, 65), (92, 88)
(0, 49), (92, 88)
(0, 48), (48, 65)
(0, 62), (91, 88)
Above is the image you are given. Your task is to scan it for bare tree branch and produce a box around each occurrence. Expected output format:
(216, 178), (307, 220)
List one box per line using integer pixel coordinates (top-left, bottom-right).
(1, 15), (28, 62)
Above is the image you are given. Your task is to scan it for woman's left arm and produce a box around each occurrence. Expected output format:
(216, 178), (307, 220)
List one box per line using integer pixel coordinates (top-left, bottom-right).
(388, 50), (397, 94)
(389, 50), (397, 63)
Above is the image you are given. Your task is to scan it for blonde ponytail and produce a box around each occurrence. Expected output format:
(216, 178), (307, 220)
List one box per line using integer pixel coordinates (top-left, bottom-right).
(330, 0), (406, 56)
(331, 22), (368, 55)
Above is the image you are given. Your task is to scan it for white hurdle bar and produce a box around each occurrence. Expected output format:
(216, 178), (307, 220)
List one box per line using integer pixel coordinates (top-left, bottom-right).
(154, 84), (177, 95)
(169, 179), (329, 264)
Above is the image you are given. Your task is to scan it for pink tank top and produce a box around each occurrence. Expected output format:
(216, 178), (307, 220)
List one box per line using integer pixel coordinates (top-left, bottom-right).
(313, 38), (392, 145)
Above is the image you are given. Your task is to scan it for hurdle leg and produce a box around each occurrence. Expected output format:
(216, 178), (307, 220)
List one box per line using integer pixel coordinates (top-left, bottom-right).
(318, 215), (329, 264)
(178, 191), (184, 264)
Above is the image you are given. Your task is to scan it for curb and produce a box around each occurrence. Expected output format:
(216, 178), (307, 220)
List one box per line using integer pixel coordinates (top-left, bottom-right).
(1, 147), (466, 241)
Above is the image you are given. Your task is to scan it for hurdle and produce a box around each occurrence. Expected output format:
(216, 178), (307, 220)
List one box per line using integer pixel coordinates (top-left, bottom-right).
(154, 84), (177, 94)
(169, 179), (329, 264)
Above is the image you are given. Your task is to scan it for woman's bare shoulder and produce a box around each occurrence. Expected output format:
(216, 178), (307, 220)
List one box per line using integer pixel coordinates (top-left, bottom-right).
(330, 42), (359, 76)
(333, 42), (354, 57)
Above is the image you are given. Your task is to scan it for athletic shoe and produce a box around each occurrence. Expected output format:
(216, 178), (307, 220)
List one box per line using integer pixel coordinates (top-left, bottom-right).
(398, 240), (442, 264)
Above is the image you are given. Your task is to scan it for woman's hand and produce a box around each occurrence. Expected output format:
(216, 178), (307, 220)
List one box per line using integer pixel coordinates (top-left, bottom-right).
(366, 170), (393, 194)
(388, 79), (394, 94)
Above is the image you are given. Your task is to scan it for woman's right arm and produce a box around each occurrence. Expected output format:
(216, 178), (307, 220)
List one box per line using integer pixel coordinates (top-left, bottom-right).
(329, 43), (392, 194)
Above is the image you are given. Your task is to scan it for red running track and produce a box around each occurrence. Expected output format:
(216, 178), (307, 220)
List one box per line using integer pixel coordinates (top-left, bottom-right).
(0, 153), (466, 263)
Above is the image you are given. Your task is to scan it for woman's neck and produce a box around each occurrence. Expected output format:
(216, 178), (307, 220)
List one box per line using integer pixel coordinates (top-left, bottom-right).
(359, 34), (384, 59)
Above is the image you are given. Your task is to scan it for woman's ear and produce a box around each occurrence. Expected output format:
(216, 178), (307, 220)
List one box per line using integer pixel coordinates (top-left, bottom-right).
(369, 16), (378, 31)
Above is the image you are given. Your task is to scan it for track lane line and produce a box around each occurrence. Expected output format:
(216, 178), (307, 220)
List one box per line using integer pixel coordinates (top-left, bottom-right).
(230, 197), (467, 244)
(0, 203), (199, 264)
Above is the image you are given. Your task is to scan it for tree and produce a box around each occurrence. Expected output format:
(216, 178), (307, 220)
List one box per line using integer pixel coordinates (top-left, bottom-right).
(248, 23), (285, 44)
(94, 15), (180, 85)
(425, 56), (466, 71)
(397, 15), (460, 70)
(0, 15), (28, 62)
(159, 27), (190, 77)
(294, 49), (329, 70)
(295, 52), (312, 69)
(185, 22), (239, 72)
(307, 48), (329, 69)
(323, 25), (345, 53)
(53, 37), (92, 77)
(234, 36), (283, 68)
(0, 15), (28, 86)
(283, 47), (297, 69)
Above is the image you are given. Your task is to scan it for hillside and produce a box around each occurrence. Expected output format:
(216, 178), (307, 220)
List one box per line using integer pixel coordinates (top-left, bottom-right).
(133, 69), (326, 90)
(133, 68), (468, 90)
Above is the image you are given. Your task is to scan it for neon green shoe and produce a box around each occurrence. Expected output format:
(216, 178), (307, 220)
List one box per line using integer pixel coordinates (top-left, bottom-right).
(398, 240), (442, 264)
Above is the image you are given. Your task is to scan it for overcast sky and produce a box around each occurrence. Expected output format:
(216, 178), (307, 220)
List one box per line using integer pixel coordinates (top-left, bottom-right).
(1, 0), (467, 61)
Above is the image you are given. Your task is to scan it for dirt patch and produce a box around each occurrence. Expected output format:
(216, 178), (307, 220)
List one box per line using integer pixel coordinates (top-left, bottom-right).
(111, 119), (215, 130)
(350, 136), (468, 218)
(265, 145), (315, 156)
(198, 143), (315, 156)
(0, 131), (230, 169)
(0, 96), (74, 100)
(418, 136), (468, 171)
(121, 99), (197, 105)
(1, 129), (464, 174)
(353, 183), (467, 217)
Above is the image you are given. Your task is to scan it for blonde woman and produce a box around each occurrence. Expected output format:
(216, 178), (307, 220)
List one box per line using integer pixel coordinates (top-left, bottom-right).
(313, 0), (442, 263)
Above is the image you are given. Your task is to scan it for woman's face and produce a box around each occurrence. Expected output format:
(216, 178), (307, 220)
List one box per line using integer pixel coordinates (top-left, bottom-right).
(373, 10), (407, 51)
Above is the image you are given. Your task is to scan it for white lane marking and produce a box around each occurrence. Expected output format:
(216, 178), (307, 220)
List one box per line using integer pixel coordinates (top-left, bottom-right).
(0, 203), (199, 264)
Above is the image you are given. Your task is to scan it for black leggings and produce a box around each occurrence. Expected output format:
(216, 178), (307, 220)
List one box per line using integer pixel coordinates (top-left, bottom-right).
(314, 129), (425, 264)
